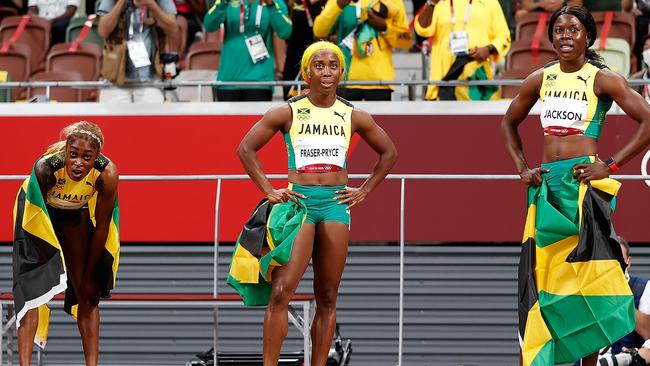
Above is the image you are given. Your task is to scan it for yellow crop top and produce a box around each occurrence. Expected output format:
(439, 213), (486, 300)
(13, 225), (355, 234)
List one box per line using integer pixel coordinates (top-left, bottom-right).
(285, 94), (354, 172)
(539, 60), (612, 140)
(44, 152), (111, 210)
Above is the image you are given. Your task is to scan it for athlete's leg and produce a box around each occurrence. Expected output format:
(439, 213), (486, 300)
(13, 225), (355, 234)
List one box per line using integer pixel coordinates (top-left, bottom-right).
(55, 209), (100, 366)
(263, 224), (315, 366)
(311, 222), (349, 366)
(17, 308), (38, 366)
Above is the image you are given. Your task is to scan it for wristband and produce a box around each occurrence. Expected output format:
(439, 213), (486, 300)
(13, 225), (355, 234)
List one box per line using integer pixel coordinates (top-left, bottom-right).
(605, 156), (619, 172)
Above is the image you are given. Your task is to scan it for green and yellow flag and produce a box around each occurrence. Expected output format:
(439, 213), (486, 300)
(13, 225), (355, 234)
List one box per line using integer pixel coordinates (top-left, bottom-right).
(227, 200), (306, 306)
(518, 159), (634, 366)
(12, 165), (120, 348)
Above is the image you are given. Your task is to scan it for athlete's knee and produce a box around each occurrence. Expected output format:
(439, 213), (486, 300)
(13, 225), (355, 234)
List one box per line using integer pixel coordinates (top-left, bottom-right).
(315, 287), (338, 312)
(268, 282), (295, 309)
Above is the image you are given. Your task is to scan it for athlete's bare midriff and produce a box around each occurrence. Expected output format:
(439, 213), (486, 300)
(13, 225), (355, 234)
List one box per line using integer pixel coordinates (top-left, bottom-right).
(542, 135), (599, 163)
(288, 170), (348, 186)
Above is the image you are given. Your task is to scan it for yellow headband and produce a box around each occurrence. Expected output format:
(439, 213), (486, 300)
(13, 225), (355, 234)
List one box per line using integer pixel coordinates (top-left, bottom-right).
(300, 41), (346, 83)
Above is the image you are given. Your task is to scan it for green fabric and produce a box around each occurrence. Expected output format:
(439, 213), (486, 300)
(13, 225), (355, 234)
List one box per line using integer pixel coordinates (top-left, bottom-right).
(291, 184), (350, 225)
(467, 66), (498, 101)
(227, 200), (306, 306)
(332, 4), (360, 80)
(584, 98), (613, 140)
(539, 291), (635, 364)
(203, 0), (292, 91)
(530, 341), (554, 366)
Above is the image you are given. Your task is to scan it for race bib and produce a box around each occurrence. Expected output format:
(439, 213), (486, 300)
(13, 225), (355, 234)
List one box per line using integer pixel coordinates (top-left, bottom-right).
(449, 31), (469, 56)
(244, 34), (270, 63)
(127, 40), (151, 68)
(540, 96), (588, 130)
(293, 136), (347, 170)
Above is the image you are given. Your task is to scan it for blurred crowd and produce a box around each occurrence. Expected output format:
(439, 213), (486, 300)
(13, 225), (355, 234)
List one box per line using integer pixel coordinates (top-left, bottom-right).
(1, 0), (650, 102)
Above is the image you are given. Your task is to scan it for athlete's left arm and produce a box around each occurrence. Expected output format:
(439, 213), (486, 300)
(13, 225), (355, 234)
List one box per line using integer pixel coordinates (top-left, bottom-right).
(85, 162), (119, 302)
(334, 109), (397, 207)
(575, 69), (650, 181)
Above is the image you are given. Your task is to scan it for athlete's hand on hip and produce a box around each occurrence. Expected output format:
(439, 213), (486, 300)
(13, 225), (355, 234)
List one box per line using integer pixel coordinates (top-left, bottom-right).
(334, 187), (369, 208)
(266, 188), (305, 204)
(573, 162), (610, 182)
(519, 167), (548, 187)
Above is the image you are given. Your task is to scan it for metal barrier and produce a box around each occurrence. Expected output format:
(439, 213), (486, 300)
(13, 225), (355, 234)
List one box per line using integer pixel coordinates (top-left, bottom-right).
(1, 173), (649, 366)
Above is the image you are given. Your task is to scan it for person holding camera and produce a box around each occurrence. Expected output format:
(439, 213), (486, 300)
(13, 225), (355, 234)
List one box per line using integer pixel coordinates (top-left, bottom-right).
(97, 0), (177, 102)
(312, 0), (411, 101)
(203, 0), (292, 101)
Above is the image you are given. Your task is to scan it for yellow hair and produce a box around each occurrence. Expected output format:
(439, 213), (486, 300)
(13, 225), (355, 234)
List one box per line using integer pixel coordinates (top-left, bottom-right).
(300, 41), (346, 83)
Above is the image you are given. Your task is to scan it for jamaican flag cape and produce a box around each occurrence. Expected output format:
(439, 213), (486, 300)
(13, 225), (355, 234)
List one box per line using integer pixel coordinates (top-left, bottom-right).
(12, 161), (120, 348)
(227, 200), (306, 306)
(518, 156), (634, 366)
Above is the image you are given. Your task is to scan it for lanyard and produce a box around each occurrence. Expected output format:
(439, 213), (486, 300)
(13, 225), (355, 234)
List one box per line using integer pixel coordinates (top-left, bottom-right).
(449, 0), (471, 27)
(240, 0), (263, 33)
(301, 0), (313, 27)
(128, 6), (147, 38)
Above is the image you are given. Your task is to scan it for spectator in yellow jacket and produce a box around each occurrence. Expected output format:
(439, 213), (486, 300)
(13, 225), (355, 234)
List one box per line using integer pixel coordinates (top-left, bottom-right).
(415, 0), (510, 100)
(313, 0), (411, 101)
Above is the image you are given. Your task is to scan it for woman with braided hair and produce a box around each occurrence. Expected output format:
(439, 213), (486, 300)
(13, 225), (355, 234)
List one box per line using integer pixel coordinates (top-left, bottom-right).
(13, 121), (120, 366)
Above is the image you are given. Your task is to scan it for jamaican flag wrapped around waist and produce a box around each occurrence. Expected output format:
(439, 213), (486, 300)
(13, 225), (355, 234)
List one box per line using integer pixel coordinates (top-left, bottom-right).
(12, 167), (120, 348)
(518, 156), (634, 366)
(227, 200), (307, 306)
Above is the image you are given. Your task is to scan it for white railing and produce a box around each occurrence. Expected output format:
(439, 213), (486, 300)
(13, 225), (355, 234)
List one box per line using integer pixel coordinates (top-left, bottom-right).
(1, 173), (649, 366)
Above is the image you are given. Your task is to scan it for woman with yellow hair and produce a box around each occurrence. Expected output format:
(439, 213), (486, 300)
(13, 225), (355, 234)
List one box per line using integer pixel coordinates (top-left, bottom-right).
(236, 41), (397, 365)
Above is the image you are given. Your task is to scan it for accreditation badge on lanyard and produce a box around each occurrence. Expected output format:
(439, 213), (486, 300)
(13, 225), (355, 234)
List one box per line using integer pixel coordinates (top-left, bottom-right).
(127, 6), (151, 68)
(448, 0), (472, 56)
(242, 1), (270, 63)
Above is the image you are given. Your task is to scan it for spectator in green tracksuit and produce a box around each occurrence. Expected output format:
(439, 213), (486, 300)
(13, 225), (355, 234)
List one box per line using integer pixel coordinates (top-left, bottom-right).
(204, 0), (292, 101)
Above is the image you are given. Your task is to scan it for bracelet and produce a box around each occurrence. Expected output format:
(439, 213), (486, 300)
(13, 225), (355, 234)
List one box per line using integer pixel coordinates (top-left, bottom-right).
(426, 0), (437, 7)
(605, 156), (619, 172)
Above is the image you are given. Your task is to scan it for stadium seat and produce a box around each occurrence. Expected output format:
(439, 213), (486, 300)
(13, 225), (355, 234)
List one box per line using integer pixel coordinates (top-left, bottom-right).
(46, 42), (101, 101)
(499, 68), (531, 99)
(592, 37), (631, 76)
(515, 11), (552, 47)
(28, 70), (83, 102)
(174, 69), (216, 102)
(507, 39), (557, 72)
(0, 15), (50, 73)
(65, 15), (103, 48)
(186, 42), (220, 70)
(592, 11), (635, 47)
(0, 42), (31, 101)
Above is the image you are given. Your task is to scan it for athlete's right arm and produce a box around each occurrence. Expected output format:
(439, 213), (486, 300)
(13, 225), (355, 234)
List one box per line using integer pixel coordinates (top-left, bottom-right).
(236, 104), (305, 203)
(500, 69), (545, 187)
(34, 158), (56, 199)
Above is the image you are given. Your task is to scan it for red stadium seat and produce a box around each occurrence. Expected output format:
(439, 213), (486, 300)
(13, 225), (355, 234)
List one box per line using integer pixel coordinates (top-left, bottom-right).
(185, 41), (220, 70)
(515, 11), (552, 47)
(28, 70), (83, 102)
(592, 11), (635, 48)
(0, 6), (18, 22)
(46, 42), (101, 101)
(0, 15), (50, 73)
(0, 42), (30, 101)
(507, 39), (557, 72)
(499, 68), (532, 99)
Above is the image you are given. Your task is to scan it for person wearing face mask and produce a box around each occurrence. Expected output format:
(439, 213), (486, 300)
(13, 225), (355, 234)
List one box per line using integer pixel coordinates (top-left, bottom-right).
(631, 34), (650, 103)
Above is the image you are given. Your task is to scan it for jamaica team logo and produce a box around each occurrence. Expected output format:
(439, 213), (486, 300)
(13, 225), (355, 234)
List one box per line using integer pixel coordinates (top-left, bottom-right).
(297, 107), (310, 121)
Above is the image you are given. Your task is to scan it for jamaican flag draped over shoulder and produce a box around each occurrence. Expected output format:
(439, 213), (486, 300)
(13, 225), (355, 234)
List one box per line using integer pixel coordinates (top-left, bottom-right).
(12, 166), (120, 348)
(518, 156), (634, 366)
(227, 200), (307, 306)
